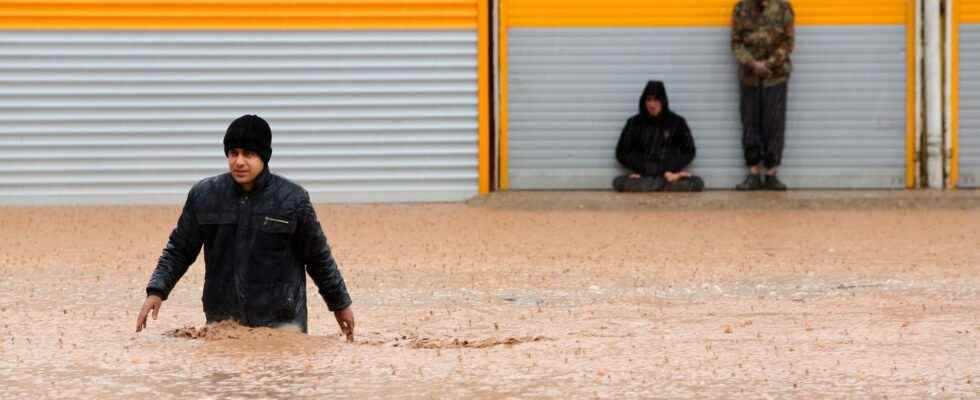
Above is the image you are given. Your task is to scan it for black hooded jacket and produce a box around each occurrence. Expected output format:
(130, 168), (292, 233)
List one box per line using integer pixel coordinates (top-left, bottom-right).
(145, 167), (351, 333)
(615, 81), (696, 177)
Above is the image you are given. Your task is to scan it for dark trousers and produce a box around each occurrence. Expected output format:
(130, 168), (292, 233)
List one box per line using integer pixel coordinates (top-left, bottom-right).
(740, 82), (787, 168)
(612, 175), (704, 192)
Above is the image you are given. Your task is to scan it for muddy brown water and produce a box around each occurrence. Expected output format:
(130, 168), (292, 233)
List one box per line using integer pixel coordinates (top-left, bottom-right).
(1, 196), (978, 398)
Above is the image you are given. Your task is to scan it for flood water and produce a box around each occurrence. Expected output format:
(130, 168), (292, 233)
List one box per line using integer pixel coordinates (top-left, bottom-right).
(1, 201), (978, 398)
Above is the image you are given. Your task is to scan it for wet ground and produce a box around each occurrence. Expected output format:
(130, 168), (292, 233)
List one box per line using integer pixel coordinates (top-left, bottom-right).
(1, 191), (978, 399)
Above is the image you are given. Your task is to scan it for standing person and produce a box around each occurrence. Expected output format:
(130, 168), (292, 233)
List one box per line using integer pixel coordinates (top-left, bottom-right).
(732, 0), (795, 191)
(613, 80), (704, 193)
(135, 115), (355, 340)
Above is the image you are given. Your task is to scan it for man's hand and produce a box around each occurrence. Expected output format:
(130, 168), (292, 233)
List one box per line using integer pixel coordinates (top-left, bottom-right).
(665, 171), (692, 183)
(628, 173), (641, 179)
(334, 307), (355, 342)
(750, 60), (771, 77)
(136, 294), (163, 333)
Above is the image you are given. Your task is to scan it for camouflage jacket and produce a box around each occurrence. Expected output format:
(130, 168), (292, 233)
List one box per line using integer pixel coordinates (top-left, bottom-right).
(731, 0), (795, 87)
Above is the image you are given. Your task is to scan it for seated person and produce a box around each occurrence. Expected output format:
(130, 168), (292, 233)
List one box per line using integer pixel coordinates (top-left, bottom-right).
(613, 80), (704, 192)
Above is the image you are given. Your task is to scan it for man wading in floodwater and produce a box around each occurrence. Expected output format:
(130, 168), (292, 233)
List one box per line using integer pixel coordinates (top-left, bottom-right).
(135, 115), (354, 340)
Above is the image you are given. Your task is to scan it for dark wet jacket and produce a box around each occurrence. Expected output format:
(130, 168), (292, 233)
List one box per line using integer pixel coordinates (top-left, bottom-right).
(615, 81), (696, 177)
(146, 168), (351, 333)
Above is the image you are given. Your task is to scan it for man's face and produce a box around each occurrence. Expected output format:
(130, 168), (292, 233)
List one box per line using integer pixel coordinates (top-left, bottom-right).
(227, 148), (264, 187)
(645, 97), (663, 117)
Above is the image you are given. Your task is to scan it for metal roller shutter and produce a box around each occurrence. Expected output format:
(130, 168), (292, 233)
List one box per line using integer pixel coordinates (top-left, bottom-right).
(958, 2), (980, 187)
(503, 1), (911, 189)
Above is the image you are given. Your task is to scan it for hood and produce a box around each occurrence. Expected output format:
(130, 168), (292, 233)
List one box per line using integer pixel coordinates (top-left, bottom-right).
(638, 80), (669, 118)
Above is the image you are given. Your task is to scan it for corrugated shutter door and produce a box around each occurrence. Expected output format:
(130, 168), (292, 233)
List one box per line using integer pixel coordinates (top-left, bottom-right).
(504, 2), (910, 189)
(959, 1), (980, 187)
(0, 0), (487, 204)
(0, 30), (478, 203)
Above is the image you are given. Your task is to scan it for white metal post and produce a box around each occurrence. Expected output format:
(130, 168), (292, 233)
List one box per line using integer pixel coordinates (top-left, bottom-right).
(944, 0), (955, 188)
(916, 0), (924, 186)
(926, 0), (944, 188)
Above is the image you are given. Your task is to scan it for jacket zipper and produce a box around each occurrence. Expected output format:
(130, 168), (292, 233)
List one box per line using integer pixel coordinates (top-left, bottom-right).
(264, 216), (289, 225)
(237, 193), (249, 323)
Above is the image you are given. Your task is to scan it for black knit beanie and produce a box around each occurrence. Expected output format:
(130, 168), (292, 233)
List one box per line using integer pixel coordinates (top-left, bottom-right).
(223, 114), (272, 165)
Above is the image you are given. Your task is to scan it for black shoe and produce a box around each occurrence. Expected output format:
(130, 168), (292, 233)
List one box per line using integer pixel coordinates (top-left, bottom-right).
(764, 175), (787, 191)
(612, 175), (665, 192)
(612, 175), (630, 192)
(735, 174), (763, 191)
(665, 176), (704, 192)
